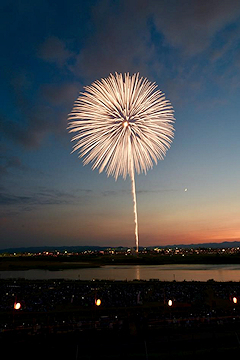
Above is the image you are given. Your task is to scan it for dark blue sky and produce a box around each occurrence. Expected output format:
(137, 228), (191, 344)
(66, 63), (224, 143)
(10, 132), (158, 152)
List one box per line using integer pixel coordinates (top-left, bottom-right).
(1, 0), (240, 249)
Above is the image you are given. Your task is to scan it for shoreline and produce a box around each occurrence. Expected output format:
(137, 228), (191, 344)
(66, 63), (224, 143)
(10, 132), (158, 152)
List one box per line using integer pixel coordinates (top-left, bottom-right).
(1, 253), (240, 271)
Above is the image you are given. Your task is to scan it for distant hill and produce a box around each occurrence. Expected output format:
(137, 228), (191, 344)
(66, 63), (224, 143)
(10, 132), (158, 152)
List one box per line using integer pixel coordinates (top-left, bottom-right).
(1, 241), (240, 253)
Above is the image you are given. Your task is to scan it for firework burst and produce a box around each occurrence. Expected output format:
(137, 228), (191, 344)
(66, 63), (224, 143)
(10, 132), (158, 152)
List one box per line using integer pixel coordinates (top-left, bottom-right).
(68, 72), (175, 252)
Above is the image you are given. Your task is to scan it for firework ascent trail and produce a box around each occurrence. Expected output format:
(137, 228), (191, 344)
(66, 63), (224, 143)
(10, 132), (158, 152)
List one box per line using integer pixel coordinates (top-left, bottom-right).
(130, 154), (139, 253)
(68, 73), (175, 253)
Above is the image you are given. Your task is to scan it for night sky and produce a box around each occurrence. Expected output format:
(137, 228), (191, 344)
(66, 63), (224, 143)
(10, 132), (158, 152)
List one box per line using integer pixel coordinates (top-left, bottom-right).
(1, 0), (240, 249)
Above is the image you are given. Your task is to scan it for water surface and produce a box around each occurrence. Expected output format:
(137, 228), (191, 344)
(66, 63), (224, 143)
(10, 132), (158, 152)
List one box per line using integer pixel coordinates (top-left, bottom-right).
(1, 264), (240, 281)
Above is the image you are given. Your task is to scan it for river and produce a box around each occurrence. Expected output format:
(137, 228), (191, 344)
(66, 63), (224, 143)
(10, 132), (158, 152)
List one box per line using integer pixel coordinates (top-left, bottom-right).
(1, 264), (240, 281)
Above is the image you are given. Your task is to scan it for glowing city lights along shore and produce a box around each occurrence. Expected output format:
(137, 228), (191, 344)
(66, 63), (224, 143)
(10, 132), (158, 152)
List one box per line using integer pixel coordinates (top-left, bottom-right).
(68, 73), (175, 252)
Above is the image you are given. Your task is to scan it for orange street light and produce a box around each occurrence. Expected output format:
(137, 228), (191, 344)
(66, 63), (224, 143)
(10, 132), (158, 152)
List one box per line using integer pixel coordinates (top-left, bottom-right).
(95, 299), (101, 306)
(233, 297), (238, 304)
(14, 302), (21, 310)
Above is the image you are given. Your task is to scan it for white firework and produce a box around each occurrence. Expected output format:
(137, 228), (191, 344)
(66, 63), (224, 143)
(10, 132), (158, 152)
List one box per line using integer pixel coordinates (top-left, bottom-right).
(68, 72), (175, 252)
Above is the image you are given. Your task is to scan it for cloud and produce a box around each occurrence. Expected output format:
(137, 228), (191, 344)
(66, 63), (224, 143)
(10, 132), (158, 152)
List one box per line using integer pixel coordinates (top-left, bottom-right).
(152, 0), (240, 55)
(38, 36), (74, 67)
(0, 155), (27, 177)
(0, 190), (66, 206)
(63, 0), (240, 107)
(0, 106), (61, 148)
(67, 0), (240, 85)
(69, 1), (157, 82)
(3, 0), (240, 151)
(40, 82), (80, 107)
(101, 190), (120, 197)
(0, 186), (95, 223)
(99, 188), (177, 197)
(0, 193), (32, 206)
(137, 188), (177, 194)
(1, 38), (79, 149)
(0, 79), (70, 148)
(209, 25), (240, 62)
(0, 187), (93, 207)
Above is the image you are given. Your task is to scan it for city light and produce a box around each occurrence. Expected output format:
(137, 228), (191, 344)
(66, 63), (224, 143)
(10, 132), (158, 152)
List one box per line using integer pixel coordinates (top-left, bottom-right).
(95, 299), (101, 306)
(14, 302), (21, 310)
(233, 297), (238, 304)
(168, 299), (173, 307)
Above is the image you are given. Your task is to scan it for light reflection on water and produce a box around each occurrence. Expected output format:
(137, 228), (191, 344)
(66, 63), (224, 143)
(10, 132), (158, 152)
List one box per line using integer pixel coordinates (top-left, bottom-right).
(1, 264), (240, 281)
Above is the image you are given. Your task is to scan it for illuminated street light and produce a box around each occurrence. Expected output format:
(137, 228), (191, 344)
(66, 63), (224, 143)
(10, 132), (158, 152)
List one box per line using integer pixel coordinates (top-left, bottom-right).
(95, 299), (101, 306)
(14, 302), (21, 310)
(233, 297), (238, 304)
(168, 299), (173, 307)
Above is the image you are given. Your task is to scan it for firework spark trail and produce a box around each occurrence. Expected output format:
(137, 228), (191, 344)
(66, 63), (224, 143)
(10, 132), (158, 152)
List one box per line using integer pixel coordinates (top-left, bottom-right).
(127, 132), (139, 252)
(130, 154), (139, 253)
(68, 73), (175, 252)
